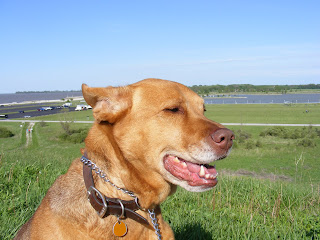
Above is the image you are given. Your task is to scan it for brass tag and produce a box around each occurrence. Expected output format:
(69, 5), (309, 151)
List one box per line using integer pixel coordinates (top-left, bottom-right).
(113, 220), (127, 237)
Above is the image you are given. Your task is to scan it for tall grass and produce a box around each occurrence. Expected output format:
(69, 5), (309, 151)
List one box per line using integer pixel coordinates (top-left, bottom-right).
(162, 178), (320, 239)
(0, 122), (82, 239)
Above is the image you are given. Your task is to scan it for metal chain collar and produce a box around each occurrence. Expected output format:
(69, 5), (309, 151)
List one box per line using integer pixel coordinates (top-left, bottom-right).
(148, 209), (162, 240)
(80, 156), (136, 198)
(80, 156), (162, 240)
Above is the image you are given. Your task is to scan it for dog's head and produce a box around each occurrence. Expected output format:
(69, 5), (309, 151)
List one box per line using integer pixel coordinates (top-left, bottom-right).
(82, 79), (234, 193)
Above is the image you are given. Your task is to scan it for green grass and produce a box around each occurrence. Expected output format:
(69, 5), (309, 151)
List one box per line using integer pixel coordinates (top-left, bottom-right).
(205, 103), (320, 124)
(0, 122), (85, 239)
(1, 104), (320, 239)
(216, 125), (320, 185)
(163, 180), (320, 239)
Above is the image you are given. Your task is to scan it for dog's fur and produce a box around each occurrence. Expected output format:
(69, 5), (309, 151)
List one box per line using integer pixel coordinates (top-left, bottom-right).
(14, 78), (234, 240)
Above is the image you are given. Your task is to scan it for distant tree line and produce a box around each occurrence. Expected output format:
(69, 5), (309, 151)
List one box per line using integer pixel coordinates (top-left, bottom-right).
(15, 84), (320, 95)
(189, 84), (320, 95)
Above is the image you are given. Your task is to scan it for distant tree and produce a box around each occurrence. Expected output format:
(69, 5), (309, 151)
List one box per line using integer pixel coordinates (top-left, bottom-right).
(189, 83), (320, 95)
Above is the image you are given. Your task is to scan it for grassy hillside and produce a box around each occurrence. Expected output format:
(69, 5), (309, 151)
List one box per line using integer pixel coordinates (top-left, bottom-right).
(1, 104), (320, 239)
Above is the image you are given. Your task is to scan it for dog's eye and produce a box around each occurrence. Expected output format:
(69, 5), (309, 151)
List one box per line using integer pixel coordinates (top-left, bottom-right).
(168, 108), (180, 112)
(164, 107), (183, 113)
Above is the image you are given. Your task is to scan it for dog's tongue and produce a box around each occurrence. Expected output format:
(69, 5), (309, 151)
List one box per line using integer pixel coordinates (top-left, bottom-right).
(163, 155), (218, 187)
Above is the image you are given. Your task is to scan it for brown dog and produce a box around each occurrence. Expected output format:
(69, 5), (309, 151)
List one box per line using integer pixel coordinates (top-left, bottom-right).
(14, 78), (234, 240)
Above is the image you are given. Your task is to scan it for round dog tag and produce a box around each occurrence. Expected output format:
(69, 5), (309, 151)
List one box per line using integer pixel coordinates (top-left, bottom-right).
(113, 220), (127, 237)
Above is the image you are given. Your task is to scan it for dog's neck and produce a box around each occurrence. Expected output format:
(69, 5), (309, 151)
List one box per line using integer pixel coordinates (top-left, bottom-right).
(84, 123), (175, 209)
(81, 156), (153, 224)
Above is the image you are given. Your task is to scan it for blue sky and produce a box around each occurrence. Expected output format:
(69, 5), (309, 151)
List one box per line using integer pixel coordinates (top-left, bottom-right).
(0, 0), (319, 93)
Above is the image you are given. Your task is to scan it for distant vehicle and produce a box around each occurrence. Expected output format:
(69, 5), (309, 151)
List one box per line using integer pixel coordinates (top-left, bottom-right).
(24, 115), (31, 118)
(0, 114), (8, 118)
(75, 105), (88, 111)
(37, 107), (52, 111)
(62, 103), (72, 108)
(19, 110), (25, 113)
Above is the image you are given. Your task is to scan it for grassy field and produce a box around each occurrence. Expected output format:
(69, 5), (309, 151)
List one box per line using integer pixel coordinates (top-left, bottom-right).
(1, 103), (320, 239)
(205, 103), (320, 124)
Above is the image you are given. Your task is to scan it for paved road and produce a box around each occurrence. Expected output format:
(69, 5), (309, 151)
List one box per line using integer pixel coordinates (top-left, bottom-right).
(0, 103), (75, 119)
(1, 119), (320, 127)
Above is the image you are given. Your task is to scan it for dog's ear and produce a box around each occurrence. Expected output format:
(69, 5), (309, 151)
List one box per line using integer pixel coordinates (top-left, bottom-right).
(82, 84), (132, 123)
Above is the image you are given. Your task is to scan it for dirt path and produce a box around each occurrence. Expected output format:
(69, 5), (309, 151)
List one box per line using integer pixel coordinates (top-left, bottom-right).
(25, 122), (35, 147)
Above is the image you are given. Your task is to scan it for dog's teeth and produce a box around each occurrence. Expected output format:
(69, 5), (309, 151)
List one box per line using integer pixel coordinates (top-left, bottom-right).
(205, 174), (217, 179)
(205, 173), (218, 179)
(199, 165), (205, 177)
(181, 162), (187, 168)
(173, 157), (180, 163)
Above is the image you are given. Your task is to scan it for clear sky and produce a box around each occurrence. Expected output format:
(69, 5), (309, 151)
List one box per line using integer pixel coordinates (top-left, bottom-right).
(0, 0), (319, 93)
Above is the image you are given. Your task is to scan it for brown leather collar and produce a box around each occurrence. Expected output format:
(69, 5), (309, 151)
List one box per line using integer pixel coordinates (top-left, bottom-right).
(82, 156), (150, 227)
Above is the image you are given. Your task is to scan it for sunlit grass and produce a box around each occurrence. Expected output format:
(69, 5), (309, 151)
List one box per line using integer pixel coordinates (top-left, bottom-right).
(205, 103), (320, 124)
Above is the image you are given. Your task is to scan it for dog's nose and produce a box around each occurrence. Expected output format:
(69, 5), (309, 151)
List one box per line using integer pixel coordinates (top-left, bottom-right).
(211, 128), (235, 150)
